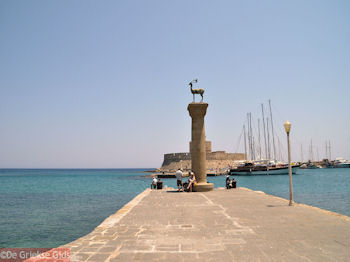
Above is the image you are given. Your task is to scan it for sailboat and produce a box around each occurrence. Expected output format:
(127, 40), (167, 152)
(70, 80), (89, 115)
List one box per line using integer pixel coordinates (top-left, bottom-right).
(230, 100), (300, 176)
(229, 160), (299, 176)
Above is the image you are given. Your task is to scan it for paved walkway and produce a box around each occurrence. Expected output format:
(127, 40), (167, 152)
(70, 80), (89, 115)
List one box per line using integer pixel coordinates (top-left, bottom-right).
(62, 188), (350, 261)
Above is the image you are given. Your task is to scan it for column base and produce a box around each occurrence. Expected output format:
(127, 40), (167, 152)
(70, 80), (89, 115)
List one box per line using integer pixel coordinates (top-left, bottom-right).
(194, 182), (214, 192)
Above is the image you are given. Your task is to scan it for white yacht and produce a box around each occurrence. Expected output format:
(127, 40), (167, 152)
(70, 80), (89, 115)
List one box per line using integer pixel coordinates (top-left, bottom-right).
(334, 158), (350, 168)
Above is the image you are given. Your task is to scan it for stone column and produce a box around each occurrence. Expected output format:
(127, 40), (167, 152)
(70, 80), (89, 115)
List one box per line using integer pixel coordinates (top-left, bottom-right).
(188, 103), (214, 192)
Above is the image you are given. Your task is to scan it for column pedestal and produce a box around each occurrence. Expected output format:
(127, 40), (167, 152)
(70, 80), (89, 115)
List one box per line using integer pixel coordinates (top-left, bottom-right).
(188, 103), (214, 192)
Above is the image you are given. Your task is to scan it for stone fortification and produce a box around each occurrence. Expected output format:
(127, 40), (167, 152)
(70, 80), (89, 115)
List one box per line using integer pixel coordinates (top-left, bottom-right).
(161, 141), (245, 172)
(162, 153), (191, 167)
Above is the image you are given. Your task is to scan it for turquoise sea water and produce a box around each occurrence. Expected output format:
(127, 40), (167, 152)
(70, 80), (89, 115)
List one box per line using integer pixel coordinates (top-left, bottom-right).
(0, 168), (349, 248)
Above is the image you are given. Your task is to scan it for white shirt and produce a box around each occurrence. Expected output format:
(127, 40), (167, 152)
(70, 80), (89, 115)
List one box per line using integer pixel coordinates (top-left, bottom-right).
(152, 177), (158, 184)
(175, 170), (183, 181)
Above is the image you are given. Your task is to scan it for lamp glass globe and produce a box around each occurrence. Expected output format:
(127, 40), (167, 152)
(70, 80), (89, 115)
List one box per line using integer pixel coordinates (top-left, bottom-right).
(284, 121), (291, 133)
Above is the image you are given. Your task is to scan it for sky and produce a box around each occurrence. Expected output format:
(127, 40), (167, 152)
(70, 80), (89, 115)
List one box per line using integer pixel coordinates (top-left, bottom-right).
(0, 0), (349, 168)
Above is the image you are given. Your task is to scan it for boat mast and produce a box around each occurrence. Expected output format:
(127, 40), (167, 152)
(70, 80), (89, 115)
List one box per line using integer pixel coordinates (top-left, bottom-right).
(250, 113), (255, 160)
(268, 100), (277, 160)
(301, 144), (303, 162)
(329, 140), (332, 161)
(243, 125), (247, 160)
(278, 137), (283, 161)
(308, 142), (310, 161)
(261, 104), (268, 160)
(258, 118), (261, 160)
(266, 117), (271, 160)
(325, 140), (328, 160)
(310, 139), (314, 162)
(252, 136), (256, 161)
(309, 140), (311, 161)
(247, 113), (251, 160)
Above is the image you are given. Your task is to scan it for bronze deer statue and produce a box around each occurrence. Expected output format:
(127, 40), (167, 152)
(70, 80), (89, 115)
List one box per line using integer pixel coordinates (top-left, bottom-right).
(189, 78), (204, 102)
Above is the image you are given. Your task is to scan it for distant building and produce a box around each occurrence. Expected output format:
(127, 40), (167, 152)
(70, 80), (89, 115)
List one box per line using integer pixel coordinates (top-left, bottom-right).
(161, 141), (245, 171)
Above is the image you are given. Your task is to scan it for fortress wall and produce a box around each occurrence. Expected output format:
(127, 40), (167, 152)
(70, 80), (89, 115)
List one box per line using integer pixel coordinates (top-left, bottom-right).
(161, 159), (244, 172)
(161, 153), (191, 167)
(207, 152), (246, 161)
(161, 151), (246, 171)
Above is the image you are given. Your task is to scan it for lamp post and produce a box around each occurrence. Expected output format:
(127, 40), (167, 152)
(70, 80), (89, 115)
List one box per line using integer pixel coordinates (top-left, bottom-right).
(284, 121), (293, 206)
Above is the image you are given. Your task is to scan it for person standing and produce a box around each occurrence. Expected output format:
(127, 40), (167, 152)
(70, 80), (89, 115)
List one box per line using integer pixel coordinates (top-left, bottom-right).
(175, 168), (183, 192)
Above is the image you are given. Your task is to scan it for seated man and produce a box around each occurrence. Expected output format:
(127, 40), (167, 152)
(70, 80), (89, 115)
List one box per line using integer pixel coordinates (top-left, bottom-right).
(187, 172), (196, 192)
(151, 176), (158, 189)
(226, 175), (231, 189)
(232, 177), (237, 188)
(157, 178), (163, 190)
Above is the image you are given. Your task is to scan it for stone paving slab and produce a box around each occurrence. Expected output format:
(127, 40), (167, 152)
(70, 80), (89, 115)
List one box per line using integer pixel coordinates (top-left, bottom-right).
(60, 188), (350, 261)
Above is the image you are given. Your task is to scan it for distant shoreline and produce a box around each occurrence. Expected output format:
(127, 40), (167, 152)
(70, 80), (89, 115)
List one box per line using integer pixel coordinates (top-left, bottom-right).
(0, 168), (156, 170)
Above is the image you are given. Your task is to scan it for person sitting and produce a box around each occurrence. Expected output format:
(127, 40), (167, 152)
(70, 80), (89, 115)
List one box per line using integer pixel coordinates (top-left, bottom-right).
(187, 172), (196, 192)
(226, 175), (237, 189)
(175, 168), (183, 192)
(157, 178), (163, 189)
(231, 177), (237, 188)
(226, 175), (231, 189)
(151, 176), (158, 189)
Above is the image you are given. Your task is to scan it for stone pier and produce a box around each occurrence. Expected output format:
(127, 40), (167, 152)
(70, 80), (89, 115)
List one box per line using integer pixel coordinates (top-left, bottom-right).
(187, 103), (213, 192)
(58, 188), (350, 262)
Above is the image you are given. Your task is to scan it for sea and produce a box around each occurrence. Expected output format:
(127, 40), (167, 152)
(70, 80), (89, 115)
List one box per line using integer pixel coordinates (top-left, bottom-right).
(0, 168), (349, 248)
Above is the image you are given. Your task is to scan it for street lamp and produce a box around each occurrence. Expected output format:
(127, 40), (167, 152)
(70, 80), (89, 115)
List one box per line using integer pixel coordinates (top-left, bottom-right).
(284, 121), (293, 206)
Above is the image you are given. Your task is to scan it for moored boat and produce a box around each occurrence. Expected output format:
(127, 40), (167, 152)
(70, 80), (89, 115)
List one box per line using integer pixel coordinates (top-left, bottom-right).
(299, 161), (318, 169)
(229, 161), (300, 176)
(333, 158), (350, 168)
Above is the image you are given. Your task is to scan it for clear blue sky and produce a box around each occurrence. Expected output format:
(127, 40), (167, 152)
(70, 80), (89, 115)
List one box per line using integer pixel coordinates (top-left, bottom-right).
(0, 0), (349, 168)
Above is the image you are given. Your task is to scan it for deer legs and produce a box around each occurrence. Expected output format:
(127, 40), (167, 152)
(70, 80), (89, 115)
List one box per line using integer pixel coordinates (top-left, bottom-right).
(192, 92), (204, 103)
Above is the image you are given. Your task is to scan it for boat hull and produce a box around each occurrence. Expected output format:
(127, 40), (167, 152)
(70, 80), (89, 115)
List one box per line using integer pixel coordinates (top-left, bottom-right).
(230, 166), (299, 176)
(334, 164), (350, 168)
